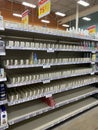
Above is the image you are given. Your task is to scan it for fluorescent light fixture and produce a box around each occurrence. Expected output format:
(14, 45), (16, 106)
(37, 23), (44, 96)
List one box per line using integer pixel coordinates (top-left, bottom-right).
(55, 12), (66, 17)
(82, 17), (91, 21)
(13, 13), (22, 17)
(22, 2), (36, 8)
(62, 24), (69, 27)
(41, 20), (50, 23)
(77, 0), (90, 7)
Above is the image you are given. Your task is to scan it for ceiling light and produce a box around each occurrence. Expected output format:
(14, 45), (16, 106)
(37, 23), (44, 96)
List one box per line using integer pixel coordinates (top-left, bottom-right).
(41, 20), (50, 23)
(77, 0), (90, 7)
(22, 2), (36, 8)
(55, 12), (66, 17)
(62, 24), (69, 27)
(82, 17), (91, 21)
(13, 13), (22, 17)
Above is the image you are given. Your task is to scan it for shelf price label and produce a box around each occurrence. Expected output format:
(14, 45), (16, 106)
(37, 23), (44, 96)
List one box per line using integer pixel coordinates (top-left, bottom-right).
(43, 65), (51, 68)
(91, 72), (95, 75)
(38, 0), (51, 19)
(45, 94), (52, 98)
(47, 48), (54, 53)
(91, 61), (95, 64)
(43, 79), (50, 84)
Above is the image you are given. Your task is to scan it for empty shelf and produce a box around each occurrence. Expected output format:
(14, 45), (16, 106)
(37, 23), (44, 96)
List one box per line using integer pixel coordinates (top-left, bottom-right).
(8, 86), (98, 125)
(8, 97), (98, 130)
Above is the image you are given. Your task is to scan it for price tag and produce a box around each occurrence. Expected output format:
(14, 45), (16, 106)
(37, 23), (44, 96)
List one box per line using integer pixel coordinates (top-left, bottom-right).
(92, 51), (96, 53)
(47, 48), (54, 53)
(91, 72), (95, 75)
(10, 121), (14, 125)
(32, 113), (36, 117)
(43, 65), (51, 69)
(39, 110), (43, 114)
(45, 94), (52, 98)
(91, 62), (95, 64)
(75, 98), (78, 101)
(25, 115), (30, 119)
(43, 80), (50, 84)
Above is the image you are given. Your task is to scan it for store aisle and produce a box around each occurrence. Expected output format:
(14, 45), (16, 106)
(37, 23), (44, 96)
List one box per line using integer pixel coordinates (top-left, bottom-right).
(52, 106), (98, 130)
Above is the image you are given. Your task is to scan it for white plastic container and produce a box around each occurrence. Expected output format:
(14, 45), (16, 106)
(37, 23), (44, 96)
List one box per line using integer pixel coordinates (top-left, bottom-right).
(0, 105), (7, 126)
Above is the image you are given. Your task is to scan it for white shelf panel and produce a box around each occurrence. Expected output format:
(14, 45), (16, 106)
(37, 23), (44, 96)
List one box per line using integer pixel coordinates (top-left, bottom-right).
(0, 77), (7, 82)
(0, 52), (6, 56)
(0, 124), (8, 130)
(6, 46), (92, 52)
(5, 61), (91, 69)
(3, 28), (98, 42)
(8, 86), (98, 125)
(5, 64), (43, 69)
(0, 100), (7, 105)
(8, 81), (97, 106)
(8, 97), (98, 130)
(6, 46), (47, 51)
(7, 72), (91, 88)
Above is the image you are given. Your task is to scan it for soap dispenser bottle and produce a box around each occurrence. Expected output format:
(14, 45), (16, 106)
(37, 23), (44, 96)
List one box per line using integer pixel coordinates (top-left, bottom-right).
(0, 105), (7, 126)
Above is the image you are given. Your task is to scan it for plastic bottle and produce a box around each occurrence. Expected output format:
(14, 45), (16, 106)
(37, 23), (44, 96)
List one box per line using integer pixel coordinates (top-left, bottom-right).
(30, 52), (33, 64)
(0, 105), (7, 126)
(0, 68), (5, 77)
(0, 84), (6, 101)
(34, 53), (38, 64)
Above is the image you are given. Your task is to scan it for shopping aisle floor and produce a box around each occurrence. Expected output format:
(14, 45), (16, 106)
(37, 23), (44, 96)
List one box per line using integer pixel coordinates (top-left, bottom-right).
(52, 106), (98, 130)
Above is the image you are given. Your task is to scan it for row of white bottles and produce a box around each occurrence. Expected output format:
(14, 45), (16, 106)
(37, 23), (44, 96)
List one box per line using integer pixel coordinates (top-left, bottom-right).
(8, 75), (98, 102)
(9, 68), (92, 84)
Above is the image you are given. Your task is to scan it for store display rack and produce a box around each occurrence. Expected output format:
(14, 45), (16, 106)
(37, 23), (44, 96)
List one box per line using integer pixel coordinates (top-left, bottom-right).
(6, 71), (92, 88)
(0, 26), (98, 130)
(8, 97), (98, 130)
(8, 86), (98, 125)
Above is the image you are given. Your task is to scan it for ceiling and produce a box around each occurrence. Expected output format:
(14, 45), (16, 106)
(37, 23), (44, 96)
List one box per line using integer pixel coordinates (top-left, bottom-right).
(9, 0), (98, 16)
(7, 0), (98, 25)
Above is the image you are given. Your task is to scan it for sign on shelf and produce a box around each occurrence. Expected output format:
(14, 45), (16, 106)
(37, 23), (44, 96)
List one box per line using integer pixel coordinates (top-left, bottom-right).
(38, 0), (51, 19)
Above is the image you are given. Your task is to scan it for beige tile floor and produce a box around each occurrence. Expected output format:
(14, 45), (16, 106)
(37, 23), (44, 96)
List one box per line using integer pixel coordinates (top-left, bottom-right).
(52, 106), (98, 130)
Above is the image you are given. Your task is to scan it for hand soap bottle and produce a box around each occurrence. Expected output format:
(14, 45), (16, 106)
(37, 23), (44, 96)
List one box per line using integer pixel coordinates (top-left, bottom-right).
(0, 83), (6, 101)
(34, 53), (38, 64)
(0, 105), (7, 126)
(30, 52), (33, 64)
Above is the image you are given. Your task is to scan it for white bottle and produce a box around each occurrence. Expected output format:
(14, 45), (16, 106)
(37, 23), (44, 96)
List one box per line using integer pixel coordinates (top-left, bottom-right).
(0, 105), (7, 126)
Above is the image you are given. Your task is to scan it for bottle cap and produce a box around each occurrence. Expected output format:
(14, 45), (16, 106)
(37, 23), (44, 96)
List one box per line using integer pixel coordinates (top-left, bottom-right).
(1, 105), (6, 111)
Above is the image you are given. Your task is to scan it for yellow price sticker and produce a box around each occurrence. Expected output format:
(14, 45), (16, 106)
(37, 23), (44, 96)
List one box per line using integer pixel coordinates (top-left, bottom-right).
(38, 1), (50, 18)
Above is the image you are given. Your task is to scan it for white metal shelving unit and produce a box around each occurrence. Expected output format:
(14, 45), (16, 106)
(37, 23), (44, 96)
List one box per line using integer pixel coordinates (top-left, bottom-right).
(8, 86), (98, 125)
(5, 61), (91, 69)
(0, 40), (8, 130)
(8, 97), (98, 130)
(0, 27), (98, 130)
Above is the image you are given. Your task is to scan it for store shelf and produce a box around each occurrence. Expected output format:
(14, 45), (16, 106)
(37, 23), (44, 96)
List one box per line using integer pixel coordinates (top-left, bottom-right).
(5, 61), (91, 69)
(8, 80), (97, 106)
(0, 77), (7, 82)
(6, 72), (91, 88)
(0, 52), (6, 56)
(2, 23), (98, 130)
(0, 100), (7, 105)
(95, 71), (98, 73)
(6, 46), (92, 53)
(8, 86), (98, 125)
(0, 124), (8, 130)
(8, 97), (98, 130)
(1, 28), (98, 42)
